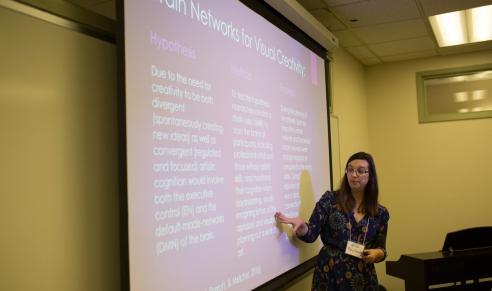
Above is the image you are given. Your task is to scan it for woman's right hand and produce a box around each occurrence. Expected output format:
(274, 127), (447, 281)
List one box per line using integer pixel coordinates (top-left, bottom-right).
(274, 212), (308, 236)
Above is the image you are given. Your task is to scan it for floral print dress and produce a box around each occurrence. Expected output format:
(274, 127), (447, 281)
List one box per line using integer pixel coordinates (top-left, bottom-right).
(298, 191), (390, 291)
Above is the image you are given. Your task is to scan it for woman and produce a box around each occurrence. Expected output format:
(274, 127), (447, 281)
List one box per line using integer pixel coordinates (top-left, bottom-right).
(275, 152), (389, 291)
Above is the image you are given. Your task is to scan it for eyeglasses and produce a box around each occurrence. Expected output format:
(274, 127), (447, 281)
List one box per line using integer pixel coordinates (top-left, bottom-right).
(346, 167), (369, 177)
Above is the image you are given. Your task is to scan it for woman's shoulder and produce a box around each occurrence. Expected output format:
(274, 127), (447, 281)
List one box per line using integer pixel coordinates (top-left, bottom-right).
(376, 203), (390, 221)
(318, 190), (337, 205)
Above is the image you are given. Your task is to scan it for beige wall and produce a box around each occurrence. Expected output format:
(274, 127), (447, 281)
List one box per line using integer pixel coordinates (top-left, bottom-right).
(366, 50), (492, 291)
(0, 7), (120, 291)
(331, 49), (371, 168)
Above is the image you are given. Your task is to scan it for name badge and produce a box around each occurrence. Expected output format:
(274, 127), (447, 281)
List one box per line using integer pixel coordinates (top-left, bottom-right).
(345, 241), (365, 258)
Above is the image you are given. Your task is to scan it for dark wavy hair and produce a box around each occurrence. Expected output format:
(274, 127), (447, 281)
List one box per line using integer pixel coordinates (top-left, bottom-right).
(335, 152), (379, 216)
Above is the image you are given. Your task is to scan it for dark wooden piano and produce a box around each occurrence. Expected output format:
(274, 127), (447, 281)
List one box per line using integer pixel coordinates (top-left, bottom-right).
(386, 227), (492, 291)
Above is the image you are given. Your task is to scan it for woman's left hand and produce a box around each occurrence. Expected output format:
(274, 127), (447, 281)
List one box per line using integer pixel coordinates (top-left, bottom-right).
(361, 248), (384, 263)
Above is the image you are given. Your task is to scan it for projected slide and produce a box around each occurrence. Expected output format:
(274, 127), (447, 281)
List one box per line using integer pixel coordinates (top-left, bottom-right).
(124, 0), (331, 290)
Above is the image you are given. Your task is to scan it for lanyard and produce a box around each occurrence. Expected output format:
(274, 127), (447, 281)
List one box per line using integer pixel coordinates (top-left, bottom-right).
(348, 218), (370, 245)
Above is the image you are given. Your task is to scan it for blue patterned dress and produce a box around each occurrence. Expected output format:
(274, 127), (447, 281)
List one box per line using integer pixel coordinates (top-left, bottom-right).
(298, 191), (390, 291)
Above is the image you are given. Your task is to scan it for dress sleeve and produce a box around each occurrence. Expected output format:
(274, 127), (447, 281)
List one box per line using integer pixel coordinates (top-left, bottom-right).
(372, 206), (390, 262)
(297, 191), (332, 243)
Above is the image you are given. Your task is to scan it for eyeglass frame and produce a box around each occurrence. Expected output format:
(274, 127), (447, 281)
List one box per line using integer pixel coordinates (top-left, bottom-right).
(345, 167), (369, 177)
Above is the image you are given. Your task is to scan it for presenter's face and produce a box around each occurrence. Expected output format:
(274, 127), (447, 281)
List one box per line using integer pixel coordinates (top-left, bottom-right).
(346, 159), (369, 193)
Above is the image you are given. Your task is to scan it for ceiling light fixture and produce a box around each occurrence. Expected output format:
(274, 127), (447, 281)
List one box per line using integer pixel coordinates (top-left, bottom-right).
(469, 5), (492, 42)
(429, 4), (492, 47)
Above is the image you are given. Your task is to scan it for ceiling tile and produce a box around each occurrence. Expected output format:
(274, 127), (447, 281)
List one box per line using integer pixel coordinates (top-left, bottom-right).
(369, 36), (437, 56)
(330, 0), (421, 27)
(323, 0), (366, 7)
(379, 49), (437, 62)
(310, 8), (347, 31)
(419, 0), (492, 16)
(359, 57), (383, 65)
(351, 19), (428, 44)
(345, 45), (377, 59)
(297, 0), (328, 10)
(332, 30), (363, 46)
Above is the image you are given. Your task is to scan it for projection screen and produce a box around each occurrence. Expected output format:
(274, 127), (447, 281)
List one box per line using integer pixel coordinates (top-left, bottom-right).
(123, 0), (332, 290)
